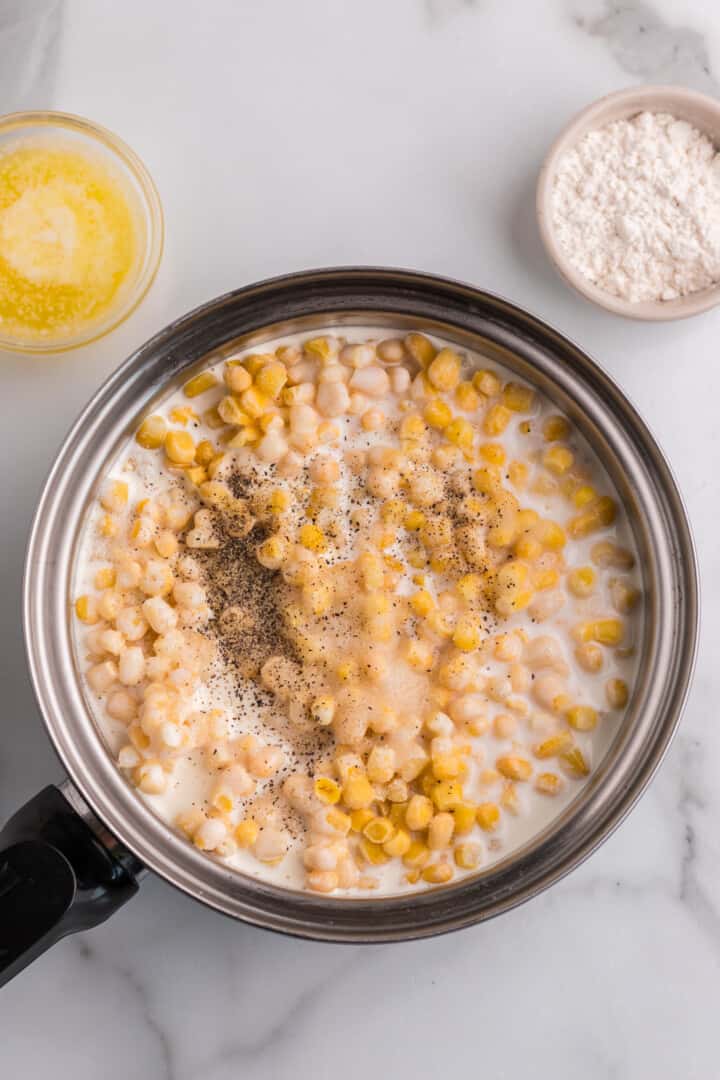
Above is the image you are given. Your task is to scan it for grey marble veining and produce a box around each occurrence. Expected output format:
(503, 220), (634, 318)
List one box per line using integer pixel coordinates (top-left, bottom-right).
(1, 1), (719, 1077)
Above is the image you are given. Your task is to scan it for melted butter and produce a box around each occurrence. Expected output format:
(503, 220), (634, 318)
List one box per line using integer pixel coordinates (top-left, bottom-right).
(0, 141), (138, 344)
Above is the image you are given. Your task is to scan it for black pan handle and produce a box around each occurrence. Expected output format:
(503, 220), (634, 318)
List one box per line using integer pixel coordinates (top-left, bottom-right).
(0, 784), (141, 987)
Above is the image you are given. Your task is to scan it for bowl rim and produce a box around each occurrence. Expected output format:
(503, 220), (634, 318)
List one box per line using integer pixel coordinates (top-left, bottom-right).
(23, 267), (700, 941)
(0, 108), (164, 354)
(536, 84), (720, 321)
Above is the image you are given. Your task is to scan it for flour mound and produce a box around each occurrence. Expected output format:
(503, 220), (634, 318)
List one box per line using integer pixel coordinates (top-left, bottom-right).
(551, 111), (720, 303)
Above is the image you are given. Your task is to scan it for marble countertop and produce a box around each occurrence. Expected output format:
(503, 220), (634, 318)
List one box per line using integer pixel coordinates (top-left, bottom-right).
(2, 1), (719, 1076)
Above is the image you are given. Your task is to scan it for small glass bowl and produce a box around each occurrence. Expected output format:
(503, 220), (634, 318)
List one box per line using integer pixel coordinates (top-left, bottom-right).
(0, 110), (164, 353)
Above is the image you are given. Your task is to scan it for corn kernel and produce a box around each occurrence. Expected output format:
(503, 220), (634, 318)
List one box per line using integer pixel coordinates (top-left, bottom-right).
(535, 519), (566, 550)
(94, 567), (116, 590)
(217, 395), (250, 426)
(422, 861), (454, 884)
(342, 772), (376, 810)
(403, 840), (430, 868)
(432, 780), (464, 811)
(359, 837), (389, 865)
(576, 618), (624, 647)
(75, 595), (99, 624)
(542, 415), (570, 441)
(543, 445), (574, 474)
(452, 615), (482, 652)
(100, 480), (129, 513)
(410, 589), (435, 618)
(533, 731), (573, 759)
(363, 817), (395, 845)
(404, 508), (427, 532)
(474, 802), (499, 831)
(566, 705), (598, 731)
(183, 371), (218, 398)
(255, 361), (288, 399)
(428, 348), (461, 391)
(472, 369), (501, 397)
(314, 777), (341, 804)
(483, 403), (512, 436)
(325, 808), (351, 835)
(445, 417), (474, 450)
(606, 678), (629, 709)
(423, 398), (452, 429)
(404, 332), (435, 367)
(298, 523), (327, 552)
(383, 828), (412, 857)
(350, 808), (375, 833)
(455, 381), (480, 411)
(400, 413), (427, 439)
(503, 382), (535, 412)
(454, 842), (481, 870)
(496, 755), (532, 781)
(573, 484), (597, 508)
(405, 794), (434, 831)
(304, 336), (335, 362)
(560, 747), (590, 777)
(479, 442), (506, 466)
(164, 430), (195, 466)
(452, 801), (477, 835)
(568, 566), (596, 597)
(235, 819), (259, 848)
(536, 772), (563, 795)
(136, 415), (167, 450)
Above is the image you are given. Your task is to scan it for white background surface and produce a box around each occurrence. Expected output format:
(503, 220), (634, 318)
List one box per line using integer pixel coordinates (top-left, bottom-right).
(1, 2), (719, 1077)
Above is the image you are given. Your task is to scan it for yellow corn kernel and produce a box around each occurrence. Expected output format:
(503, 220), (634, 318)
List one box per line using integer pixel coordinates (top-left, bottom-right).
(350, 808), (375, 833)
(135, 415), (167, 450)
(184, 466), (206, 485)
(610, 579), (640, 614)
(576, 618), (624, 647)
(560, 747), (590, 777)
(534, 731), (573, 759)
(569, 496), (617, 538)
(383, 827), (412, 857)
(568, 566), (596, 597)
(164, 430), (195, 466)
(314, 777), (341, 804)
(455, 381), (480, 411)
(401, 510), (425, 536)
(75, 595), (98, 624)
(543, 415), (570, 442)
(422, 861), (454, 884)
(410, 589), (435, 618)
(342, 772), (376, 810)
(479, 442), (506, 466)
(380, 498), (405, 525)
(471, 465), (501, 495)
(240, 385), (271, 419)
(591, 541), (635, 570)
(452, 801), (477, 835)
(534, 567), (560, 592)
(606, 678), (629, 709)
(454, 842), (481, 870)
(423, 398), (453, 429)
(235, 819), (259, 848)
(420, 517), (453, 550)
(100, 480), (129, 513)
(405, 794), (434, 831)
(573, 484), (597, 508)
(98, 514), (117, 538)
(206, 453), (226, 479)
(336, 659), (358, 683)
(432, 754), (464, 782)
(202, 405), (226, 430)
(566, 705), (598, 731)
(500, 782), (519, 815)
(404, 332), (435, 367)
(359, 837), (389, 865)
(298, 523), (327, 552)
(400, 413), (427, 439)
(363, 817), (396, 845)
(169, 405), (196, 426)
(543, 445), (574, 474)
(504, 462), (527, 492)
(455, 573), (482, 603)
(244, 352), (275, 376)
(192, 439), (214, 468)
(155, 531), (179, 559)
(183, 371), (218, 398)
(94, 567), (116, 590)
(534, 519), (567, 550)
(476, 802), (500, 831)
(428, 348), (461, 391)
(503, 382), (535, 412)
(255, 361), (288, 399)
(536, 772), (563, 795)
(404, 638), (435, 672)
(472, 369), (501, 397)
(432, 780), (464, 812)
(303, 336), (335, 362)
(515, 535), (542, 561)
(217, 395), (250, 426)
(483, 403), (512, 436)
(266, 488), (291, 514)
(452, 615), (482, 653)
(403, 840), (430, 869)
(325, 808), (351, 835)
(445, 417), (474, 450)
(496, 755), (532, 781)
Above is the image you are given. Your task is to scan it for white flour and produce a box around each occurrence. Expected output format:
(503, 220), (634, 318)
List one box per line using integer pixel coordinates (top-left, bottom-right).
(551, 111), (720, 303)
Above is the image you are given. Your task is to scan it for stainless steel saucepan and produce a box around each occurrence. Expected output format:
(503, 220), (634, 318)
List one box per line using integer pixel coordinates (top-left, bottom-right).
(0, 268), (699, 985)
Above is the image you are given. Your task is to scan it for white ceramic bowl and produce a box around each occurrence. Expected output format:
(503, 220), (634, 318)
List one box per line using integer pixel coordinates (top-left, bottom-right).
(537, 85), (720, 321)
